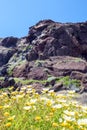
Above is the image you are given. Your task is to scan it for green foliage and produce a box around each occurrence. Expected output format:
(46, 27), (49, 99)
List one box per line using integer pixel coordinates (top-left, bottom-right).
(56, 76), (80, 89)
(7, 66), (14, 76)
(14, 77), (47, 85)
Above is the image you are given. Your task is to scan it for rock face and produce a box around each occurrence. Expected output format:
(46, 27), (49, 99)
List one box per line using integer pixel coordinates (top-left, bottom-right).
(13, 56), (87, 79)
(0, 19), (87, 92)
(0, 46), (16, 67)
(27, 20), (87, 61)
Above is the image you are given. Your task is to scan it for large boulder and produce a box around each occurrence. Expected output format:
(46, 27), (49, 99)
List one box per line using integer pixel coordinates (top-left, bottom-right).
(0, 46), (16, 67)
(26, 20), (87, 61)
(0, 37), (18, 47)
(1, 77), (15, 88)
(0, 65), (8, 76)
(26, 49), (39, 61)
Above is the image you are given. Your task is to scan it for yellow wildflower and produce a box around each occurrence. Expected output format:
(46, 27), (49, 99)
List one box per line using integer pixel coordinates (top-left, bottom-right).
(61, 122), (69, 127)
(4, 112), (10, 117)
(0, 105), (3, 109)
(11, 96), (16, 100)
(46, 100), (54, 107)
(35, 116), (41, 121)
(52, 122), (58, 127)
(27, 85), (32, 88)
(8, 115), (15, 121)
(5, 122), (12, 127)
(48, 90), (55, 96)
(49, 112), (54, 116)
(51, 108), (56, 112)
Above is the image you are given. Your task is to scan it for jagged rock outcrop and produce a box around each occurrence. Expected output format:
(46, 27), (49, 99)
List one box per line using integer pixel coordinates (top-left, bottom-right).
(0, 19), (87, 92)
(0, 37), (29, 76)
(26, 20), (87, 61)
(0, 20), (87, 69)
(0, 37), (18, 47)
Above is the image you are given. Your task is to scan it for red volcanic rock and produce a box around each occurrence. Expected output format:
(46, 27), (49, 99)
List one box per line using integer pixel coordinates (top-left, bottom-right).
(26, 20), (87, 61)
(13, 56), (87, 80)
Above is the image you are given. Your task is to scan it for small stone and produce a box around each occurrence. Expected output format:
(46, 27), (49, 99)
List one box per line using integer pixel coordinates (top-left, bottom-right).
(49, 82), (63, 92)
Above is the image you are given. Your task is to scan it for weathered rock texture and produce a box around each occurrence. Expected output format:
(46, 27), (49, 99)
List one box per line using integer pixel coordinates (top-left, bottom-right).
(27, 20), (87, 60)
(0, 19), (87, 92)
(13, 56), (87, 79)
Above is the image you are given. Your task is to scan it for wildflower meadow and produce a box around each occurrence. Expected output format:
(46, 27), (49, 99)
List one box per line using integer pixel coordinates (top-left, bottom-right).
(0, 86), (87, 130)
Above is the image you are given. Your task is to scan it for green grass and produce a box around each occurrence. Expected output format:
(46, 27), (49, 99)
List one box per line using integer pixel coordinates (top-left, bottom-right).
(0, 76), (80, 91)
(14, 77), (47, 85)
(14, 76), (80, 91)
(56, 76), (80, 89)
(0, 86), (87, 130)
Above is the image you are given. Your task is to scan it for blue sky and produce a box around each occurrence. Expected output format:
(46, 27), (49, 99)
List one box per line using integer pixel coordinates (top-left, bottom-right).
(0, 0), (87, 38)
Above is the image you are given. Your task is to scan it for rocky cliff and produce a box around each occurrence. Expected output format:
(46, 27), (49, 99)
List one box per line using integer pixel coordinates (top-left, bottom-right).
(0, 19), (87, 92)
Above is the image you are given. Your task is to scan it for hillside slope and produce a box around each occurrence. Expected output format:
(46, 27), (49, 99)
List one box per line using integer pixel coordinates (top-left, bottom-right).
(0, 19), (87, 92)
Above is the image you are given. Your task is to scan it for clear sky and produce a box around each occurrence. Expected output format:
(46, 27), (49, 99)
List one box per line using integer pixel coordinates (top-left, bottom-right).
(0, 0), (87, 38)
